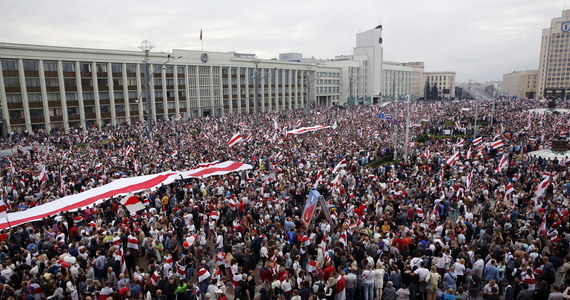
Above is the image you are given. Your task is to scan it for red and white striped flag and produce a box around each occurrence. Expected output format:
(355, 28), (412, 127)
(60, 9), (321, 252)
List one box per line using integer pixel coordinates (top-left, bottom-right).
(331, 159), (347, 173)
(176, 261), (186, 276)
(245, 133), (253, 142)
(125, 146), (135, 156)
(198, 161), (220, 168)
(535, 177), (550, 198)
(505, 183), (515, 197)
(295, 120), (302, 128)
(491, 139), (504, 150)
(339, 231), (347, 246)
(121, 194), (146, 215)
(496, 154), (508, 173)
(455, 121), (463, 130)
(198, 267), (210, 282)
(163, 253), (173, 267)
(209, 211), (220, 220)
(472, 137), (483, 145)
(466, 168), (474, 190)
(37, 165), (47, 182)
(307, 261), (318, 273)
(127, 235), (139, 250)
(113, 247), (127, 274)
(466, 148), (472, 160)
(0, 200), (7, 220)
(313, 170), (324, 189)
(228, 133), (243, 147)
(273, 119), (280, 130)
(446, 152), (460, 166)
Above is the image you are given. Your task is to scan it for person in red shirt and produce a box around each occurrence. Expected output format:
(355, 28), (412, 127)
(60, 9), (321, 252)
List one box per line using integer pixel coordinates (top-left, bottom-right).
(334, 271), (346, 297)
(323, 261), (335, 282)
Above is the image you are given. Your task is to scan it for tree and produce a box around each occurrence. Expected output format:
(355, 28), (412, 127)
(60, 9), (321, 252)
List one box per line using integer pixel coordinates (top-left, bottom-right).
(430, 84), (439, 100)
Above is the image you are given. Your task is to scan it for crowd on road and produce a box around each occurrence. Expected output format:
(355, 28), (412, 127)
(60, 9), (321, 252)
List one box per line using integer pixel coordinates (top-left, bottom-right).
(0, 98), (568, 300)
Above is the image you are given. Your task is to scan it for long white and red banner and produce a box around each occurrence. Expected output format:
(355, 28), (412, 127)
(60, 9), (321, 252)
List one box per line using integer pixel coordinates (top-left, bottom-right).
(286, 125), (331, 135)
(0, 161), (252, 229)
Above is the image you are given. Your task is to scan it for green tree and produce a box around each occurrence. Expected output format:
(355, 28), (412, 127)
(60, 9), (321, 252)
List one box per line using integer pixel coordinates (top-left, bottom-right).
(430, 84), (439, 100)
(424, 79), (430, 100)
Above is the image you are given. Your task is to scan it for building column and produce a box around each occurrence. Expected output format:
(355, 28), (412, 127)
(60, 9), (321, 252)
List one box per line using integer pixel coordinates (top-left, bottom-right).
(37, 59), (52, 132)
(173, 66), (180, 118)
(56, 61), (69, 130)
(0, 62), (11, 134)
(91, 62), (102, 128)
(122, 63), (130, 122)
(108, 62), (117, 126)
(74, 62), (86, 129)
(135, 63), (144, 122)
(17, 59), (32, 133)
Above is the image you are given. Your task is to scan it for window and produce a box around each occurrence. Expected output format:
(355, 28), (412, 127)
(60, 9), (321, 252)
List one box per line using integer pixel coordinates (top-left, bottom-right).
(114, 91), (124, 99)
(125, 64), (136, 73)
(112, 64), (123, 73)
(67, 107), (78, 115)
(25, 78), (41, 87)
(3, 77), (20, 88)
(155, 91), (163, 98)
(23, 60), (39, 71)
(113, 78), (124, 86)
(97, 79), (108, 87)
(80, 63), (92, 72)
(96, 63), (107, 73)
(62, 62), (75, 72)
(83, 92), (94, 100)
(166, 79), (174, 86)
(43, 61), (58, 72)
(1, 60), (18, 71)
(115, 104), (125, 112)
(64, 78), (76, 88)
(177, 78), (185, 86)
(9, 110), (23, 119)
(178, 90), (186, 97)
(66, 92), (77, 101)
(28, 93), (42, 102)
(165, 66), (174, 74)
(84, 106), (95, 115)
(154, 78), (162, 86)
(6, 94), (22, 103)
(126, 78), (137, 86)
(128, 91), (137, 100)
(81, 79), (93, 87)
(100, 106), (110, 113)
(99, 92), (109, 100)
(49, 108), (63, 117)
(47, 93), (61, 101)
(45, 77), (59, 87)
(177, 66), (185, 74)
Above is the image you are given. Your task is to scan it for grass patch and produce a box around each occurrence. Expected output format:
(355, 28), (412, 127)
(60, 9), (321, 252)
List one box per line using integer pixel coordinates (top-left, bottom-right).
(368, 154), (399, 168)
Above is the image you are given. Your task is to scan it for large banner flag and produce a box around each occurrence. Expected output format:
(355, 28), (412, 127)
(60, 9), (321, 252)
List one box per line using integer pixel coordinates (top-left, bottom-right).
(286, 125), (331, 135)
(331, 159), (347, 173)
(302, 190), (320, 227)
(0, 161), (252, 229)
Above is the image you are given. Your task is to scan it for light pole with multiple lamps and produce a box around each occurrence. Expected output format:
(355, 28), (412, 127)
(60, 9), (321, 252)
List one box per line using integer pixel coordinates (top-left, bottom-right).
(139, 40), (182, 139)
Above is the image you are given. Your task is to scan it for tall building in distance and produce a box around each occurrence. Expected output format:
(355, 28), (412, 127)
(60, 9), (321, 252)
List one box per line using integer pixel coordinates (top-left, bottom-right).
(422, 72), (456, 98)
(353, 25), (384, 103)
(382, 61), (424, 100)
(502, 70), (538, 99)
(537, 9), (570, 98)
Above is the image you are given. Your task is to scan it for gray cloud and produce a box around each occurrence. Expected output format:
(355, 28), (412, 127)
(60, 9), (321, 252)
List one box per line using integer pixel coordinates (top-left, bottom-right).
(0, 0), (564, 82)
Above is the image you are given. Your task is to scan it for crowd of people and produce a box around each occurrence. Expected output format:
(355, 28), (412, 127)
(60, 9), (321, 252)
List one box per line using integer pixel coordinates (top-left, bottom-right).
(0, 98), (568, 300)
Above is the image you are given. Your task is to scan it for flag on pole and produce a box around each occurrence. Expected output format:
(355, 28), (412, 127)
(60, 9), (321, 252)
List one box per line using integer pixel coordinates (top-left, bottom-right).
(37, 165), (47, 182)
(496, 154), (508, 173)
(313, 170), (324, 189)
(227, 133), (243, 147)
(199, 29), (203, 41)
(331, 159), (347, 173)
(302, 190), (320, 227)
(113, 247), (127, 274)
(505, 183), (514, 197)
(446, 152), (460, 166)
(466, 168), (474, 190)
(120, 194), (146, 215)
(535, 177), (550, 198)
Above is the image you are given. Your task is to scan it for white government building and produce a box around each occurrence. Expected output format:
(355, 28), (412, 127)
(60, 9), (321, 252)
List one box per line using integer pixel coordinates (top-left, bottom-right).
(0, 24), (455, 135)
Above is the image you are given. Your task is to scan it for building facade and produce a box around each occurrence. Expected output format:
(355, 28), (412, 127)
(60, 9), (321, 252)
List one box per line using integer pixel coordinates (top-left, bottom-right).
(537, 9), (570, 99)
(422, 71), (456, 98)
(382, 61), (424, 100)
(0, 43), (343, 134)
(502, 70), (538, 99)
(353, 25), (383, 103)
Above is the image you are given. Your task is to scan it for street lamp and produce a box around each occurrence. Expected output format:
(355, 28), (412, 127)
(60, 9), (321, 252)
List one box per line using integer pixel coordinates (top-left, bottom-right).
(139, 40), (154, 139)
(139, 40), (182, 139)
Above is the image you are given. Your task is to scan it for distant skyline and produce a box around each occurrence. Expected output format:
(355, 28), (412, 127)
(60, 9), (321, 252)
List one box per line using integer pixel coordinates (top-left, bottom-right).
(0, 0), (566, 82)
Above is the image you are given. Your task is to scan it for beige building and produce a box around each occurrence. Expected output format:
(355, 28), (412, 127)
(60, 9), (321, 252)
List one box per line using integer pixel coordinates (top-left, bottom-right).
(537, 9), (570, 98)
(422, 71), (456, 98)
(382, 61), (424, 100)
(0, 42), (343, 134)
(502, 70), (538, 99)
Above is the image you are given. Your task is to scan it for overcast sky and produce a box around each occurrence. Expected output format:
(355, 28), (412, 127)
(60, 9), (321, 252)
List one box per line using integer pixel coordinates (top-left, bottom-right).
(1, 0), (566, 82)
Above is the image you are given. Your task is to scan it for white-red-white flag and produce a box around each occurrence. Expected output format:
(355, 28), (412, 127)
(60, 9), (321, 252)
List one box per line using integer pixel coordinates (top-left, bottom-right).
(127, 235), (139, 250)
(466, 168), (474, 190)
(295, 120), (302, 128)
(505, 183), (515, 197)
(209, 211), (220, 220)
(37, 165), (47, 182)
(535, 177), (550, 198)
(472, 137), (483, 145)
(113, 247), (127, 274)
(0, 200), (7, 220)
(313, 170), (324, 189)
(496, 154), (508, 173)
(273, 119), (280, 130)
(227, 133), (243, 147)
(121, 194), (146, 215)
(491, 139), (504, 150)
(466, 148), (472, 160)
(446, 152), (460, 166)
(339, 231), (347, 246)
(198, 267), (210, 282)
(331, 159), (347, 173)
(198, 161), (220, 168)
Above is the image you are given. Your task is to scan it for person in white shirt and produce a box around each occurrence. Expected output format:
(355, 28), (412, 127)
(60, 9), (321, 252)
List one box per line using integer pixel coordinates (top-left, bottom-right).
(453, 259), (466, 287)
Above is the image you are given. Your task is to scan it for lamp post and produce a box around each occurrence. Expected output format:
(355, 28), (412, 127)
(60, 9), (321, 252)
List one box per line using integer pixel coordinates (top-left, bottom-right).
(139, 40), (154, 139)
(252, 60), (260, 125)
